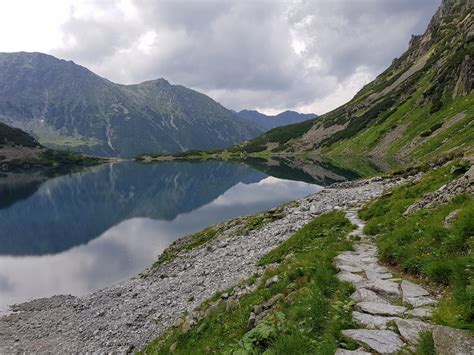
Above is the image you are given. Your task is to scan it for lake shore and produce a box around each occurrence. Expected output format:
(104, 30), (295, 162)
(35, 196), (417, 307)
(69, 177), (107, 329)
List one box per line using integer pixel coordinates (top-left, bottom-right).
(0, 173), (415, 353)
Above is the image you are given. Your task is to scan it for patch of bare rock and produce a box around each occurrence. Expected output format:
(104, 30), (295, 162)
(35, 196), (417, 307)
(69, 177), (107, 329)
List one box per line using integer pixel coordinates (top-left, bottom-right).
(405, 165), (473, 214)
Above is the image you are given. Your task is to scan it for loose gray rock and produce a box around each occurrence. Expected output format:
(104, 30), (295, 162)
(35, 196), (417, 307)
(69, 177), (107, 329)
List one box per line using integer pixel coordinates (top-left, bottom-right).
(341, 329), (404, 354)
(337, 272), (364, 285)
(247, 312), (257, 329)
(356, 302), (406, 316)
(432, 325), (474, 355)
(264, 275), (279, 288)
(405, 166), (474, 214)
(352, 311), (397, 330)
(351, 288), (389, 304)
(444, 209), (460, 228)
(394, 318), (432, 344)
(400, 280), (429, 298)
(367, 279), (401, 298)
(406, 308), (433, 319)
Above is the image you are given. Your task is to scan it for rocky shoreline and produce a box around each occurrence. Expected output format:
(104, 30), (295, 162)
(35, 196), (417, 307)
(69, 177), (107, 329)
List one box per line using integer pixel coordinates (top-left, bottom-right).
(0, 175), (414, 353)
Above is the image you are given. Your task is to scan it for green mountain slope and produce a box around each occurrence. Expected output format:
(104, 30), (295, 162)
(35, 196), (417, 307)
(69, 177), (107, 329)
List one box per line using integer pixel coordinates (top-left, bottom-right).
(0, 121), (40, 148)
(0, 53), (262, 158)
(0, 121), (103, 171)
(236, 0), (473, 163)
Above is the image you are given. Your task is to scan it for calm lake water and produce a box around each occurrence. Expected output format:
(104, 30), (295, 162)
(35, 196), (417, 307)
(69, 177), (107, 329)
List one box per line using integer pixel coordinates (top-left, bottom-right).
(0, 161), (323, 312)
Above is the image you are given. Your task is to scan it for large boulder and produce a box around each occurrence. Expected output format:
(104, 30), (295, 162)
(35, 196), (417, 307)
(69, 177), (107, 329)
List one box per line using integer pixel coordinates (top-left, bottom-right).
(432, 325), (474, 355)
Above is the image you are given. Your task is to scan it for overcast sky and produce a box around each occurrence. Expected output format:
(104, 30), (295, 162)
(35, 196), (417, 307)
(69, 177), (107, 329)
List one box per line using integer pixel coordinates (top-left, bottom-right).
(0, 0), (440, 114)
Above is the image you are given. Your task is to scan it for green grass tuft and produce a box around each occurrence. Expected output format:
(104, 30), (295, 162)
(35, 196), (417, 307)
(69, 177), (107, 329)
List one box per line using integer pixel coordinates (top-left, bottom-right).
(415, 331), (435, 355)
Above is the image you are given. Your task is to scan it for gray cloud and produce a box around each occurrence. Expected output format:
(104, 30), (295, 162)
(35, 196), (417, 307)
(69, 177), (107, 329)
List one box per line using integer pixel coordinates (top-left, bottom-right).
(52, 0), (440, 114)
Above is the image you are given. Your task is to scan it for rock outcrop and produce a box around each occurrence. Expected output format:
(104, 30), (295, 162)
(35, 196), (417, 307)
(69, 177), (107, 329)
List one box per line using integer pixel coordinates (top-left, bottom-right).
(432, 325), (474, 355)
(405, 165), (474, 214)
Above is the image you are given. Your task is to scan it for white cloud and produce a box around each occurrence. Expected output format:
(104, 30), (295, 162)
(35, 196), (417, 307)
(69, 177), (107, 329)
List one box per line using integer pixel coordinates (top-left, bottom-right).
(0, 0), (440, 115)
(0, 0), (71, 52)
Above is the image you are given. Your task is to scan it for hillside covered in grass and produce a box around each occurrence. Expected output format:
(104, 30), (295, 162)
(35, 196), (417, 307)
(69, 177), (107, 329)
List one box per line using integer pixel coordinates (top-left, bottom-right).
(232, 0), (473, 163)
(0, 121), (105, 172)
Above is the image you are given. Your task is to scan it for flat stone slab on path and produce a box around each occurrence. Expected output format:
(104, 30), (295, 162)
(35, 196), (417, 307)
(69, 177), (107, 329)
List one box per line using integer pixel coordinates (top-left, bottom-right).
(339, 265), (365, 273)
(394, 318), (432, 344)
(367, 279), (401, 298)
(351, 288), (389, 304)
(356, 302), (406, 316)
(352, 311), (398, 330)
(406, 307), (433, 319)
(342, 329), (404, 354)
(366, 270), (393, 281)
(403, 295), (436, 308)
(400, 280), (429, 298)
(337, 272), (365, 285)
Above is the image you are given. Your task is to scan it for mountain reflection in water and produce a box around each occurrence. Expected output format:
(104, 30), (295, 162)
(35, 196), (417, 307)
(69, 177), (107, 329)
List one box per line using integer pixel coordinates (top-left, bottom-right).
(1, 160), (331, 311)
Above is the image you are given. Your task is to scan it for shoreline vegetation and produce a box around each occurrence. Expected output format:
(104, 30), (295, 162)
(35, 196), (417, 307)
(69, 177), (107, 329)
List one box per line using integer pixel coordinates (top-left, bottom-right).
(134, 149), (400, 180)
(0, 147), (115, 175)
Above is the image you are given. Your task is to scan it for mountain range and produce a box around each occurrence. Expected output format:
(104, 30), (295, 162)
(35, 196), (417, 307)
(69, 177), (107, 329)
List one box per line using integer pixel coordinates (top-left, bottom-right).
(0, 53), (262, 157)
(237, 110), (316, 131)
(235, 0), (473, 164)
(1, 0), (472, 166)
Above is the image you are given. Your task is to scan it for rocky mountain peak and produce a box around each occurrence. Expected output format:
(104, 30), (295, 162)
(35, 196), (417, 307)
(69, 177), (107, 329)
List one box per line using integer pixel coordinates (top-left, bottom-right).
(141, 77), (171, 87)
(0, 52), (262, 157)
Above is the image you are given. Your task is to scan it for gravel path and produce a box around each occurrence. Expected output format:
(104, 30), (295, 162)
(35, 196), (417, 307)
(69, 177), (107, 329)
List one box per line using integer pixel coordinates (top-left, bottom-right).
(0, 177), (406, 353)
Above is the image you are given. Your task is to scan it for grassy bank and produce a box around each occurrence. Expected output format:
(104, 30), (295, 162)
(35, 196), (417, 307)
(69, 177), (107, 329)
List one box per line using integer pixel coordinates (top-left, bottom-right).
(359, 160), (473, 330)
(0, 148), (106, 174)
(141, 211), (357, 354)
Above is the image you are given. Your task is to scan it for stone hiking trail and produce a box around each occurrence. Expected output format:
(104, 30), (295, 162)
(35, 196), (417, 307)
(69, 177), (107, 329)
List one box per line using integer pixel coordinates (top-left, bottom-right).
(335, 209), (473, 355)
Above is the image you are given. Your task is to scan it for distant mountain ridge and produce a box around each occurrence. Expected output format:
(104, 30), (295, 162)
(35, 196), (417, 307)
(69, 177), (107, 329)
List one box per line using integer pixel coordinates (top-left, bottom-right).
(237, 109), (316, 131)
(0, 52), (262, 157)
